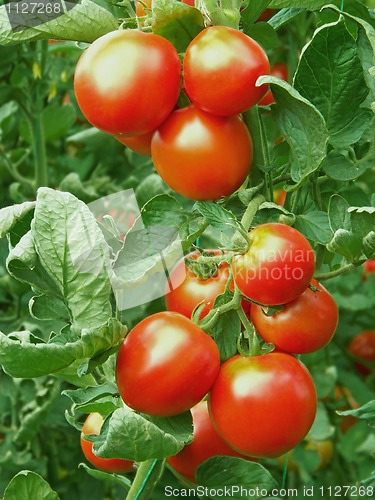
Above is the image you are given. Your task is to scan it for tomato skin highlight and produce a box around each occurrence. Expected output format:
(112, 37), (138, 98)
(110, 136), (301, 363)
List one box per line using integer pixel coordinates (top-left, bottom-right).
(116, 312), (220, 417)
(74, 30), (181, 136)
(208, 352), (317, 458)
(348, 330), (375, 375)
(165, 250), (230, 320)
(80, 413), (135, 473)
(167, 400), (255, 483)
(183, 26), (270, 116)
(232, 223), (315, 305)
(151, 105), (253, 201)
(251, 279), (338, 354)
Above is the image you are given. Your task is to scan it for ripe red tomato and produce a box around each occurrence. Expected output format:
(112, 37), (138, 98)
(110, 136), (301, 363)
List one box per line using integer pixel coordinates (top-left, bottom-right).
(165, 250), (230, 319)
(183, 26), (270, 116)
(151, 105), (253, 200)
(232, 223), (315, 305)
(259, 62), (288, 106)
(348, 331), (375, 375)
(168, 400), (255, 483)
(209, 352), (317, 458)
(74, 30), (181, 136)
(116, 312), (220, 416)
(135, 0), (151, 17)
(80, 413), (135, 473)
(251, 279), (338, 354)
(115, 129), (154, 156)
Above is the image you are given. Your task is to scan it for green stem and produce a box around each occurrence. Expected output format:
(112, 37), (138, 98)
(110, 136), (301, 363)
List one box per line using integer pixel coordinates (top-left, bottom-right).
(237, 307), (260, 356)
(127, 459), (165, 500)
(314, 261), (364, 281)
(240, 193), (266, 232)
(31, 112), (48, 188)
(198, 286), (242, 331)
(0, 149), (33, 187)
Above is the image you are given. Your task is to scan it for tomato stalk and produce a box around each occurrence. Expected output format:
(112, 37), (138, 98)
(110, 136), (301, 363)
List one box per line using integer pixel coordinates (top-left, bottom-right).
(236, 306), (260, 356)
(198, 286), (242, 331)
(314, 261), (365, 280)
(127, 459), (165, 500)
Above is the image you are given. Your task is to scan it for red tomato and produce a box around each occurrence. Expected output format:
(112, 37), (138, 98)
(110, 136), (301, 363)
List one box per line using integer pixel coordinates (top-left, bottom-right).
(259, 62), (288, 106)
(80, 413), (135, 473)
(251, 279), (338, 354)
(363, 258), (375, 280)
(257, 9), (276, 22)
(348, 331), (375, 375)
(183, 0), (195, 5)
(232, 223), (315, 305)
(115, 129), (154, 156)
(74, 30), (181, 136)
(165, 250), (230, 320)
(183, 26), (270, 116)
(151, 104), (253, 200)
(116, 312), (220, 417)
(209, 352), (317, 458)
(168, 400), (255, 483)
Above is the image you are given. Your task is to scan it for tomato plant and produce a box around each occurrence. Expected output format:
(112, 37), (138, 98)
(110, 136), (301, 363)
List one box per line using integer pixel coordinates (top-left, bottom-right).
(259, 62), (288, 106)
(232, 223), (315, 306)
(209, 352), (317, 458)
(116, 311), (220, 416)
(167, 400), (254, 483)
(151, 104), (253, 200)
(74, 30), (181, 136)
(80, 413), (135, 473)
(183, 26), (270, 116)
(251, 279), (338, 354)
(348, 331), (375, 375)
(165, 249), (230, 319)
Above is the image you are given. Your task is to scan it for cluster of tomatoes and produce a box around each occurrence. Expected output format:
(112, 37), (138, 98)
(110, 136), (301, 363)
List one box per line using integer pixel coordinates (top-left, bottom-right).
(79, 221), (341, 482)
(73, 5), (274, 201)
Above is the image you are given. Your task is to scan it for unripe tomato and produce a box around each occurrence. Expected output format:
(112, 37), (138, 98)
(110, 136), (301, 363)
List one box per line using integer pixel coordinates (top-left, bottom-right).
(151, 105), (253, 200)
(165, 250), (230, 320)
(259, 62), (288, 106)
(232, 223), (315, 305)
(116, 312), (220, 417)
(278, 439), (333, 472)
(183, 26), (270, 116)
(251, 279), (338, 354)
(348, 331), (375, 375)
(168, 400), (255, 483)
(209, 352), (317, 458)
(74, 30), (181, 136)
(80, 413), (135, 473)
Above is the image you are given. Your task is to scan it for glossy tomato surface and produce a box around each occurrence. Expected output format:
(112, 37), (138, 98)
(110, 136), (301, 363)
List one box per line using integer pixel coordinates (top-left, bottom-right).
(208, 353), (317, 458)
(348, 330), (375, 375)
(151, 105), (253, 200)
(116, 312), (220, 416)
(259, 62), (288, 106)
(165, 250), (230, 320)
(74, 30), (180, 136)
(232, 223), (315, 305)
(183, 26), (270, 116)
(80, 413), (135, 473)
(251, 279), (338, 354)
(168, 400), (255, 483)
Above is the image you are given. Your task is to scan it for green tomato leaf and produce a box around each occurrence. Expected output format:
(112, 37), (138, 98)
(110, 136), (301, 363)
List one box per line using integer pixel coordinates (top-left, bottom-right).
(0, 318), (126, 378)
(79, 464), (132, 490)
(308, 402), (335, 441)
(152, 0), (204, 53)
(294, 18), (372, 149)
(257, 76), (329, 187)
(245, 21), (278, 50)
(269, 0), (332, 7)
(328, 195), (351, 233)
(29, 294), (70, 322)
(93, 407), (193, 462)
(0, 201), (35, 239)
(196, 458), (278, 495)
(32, 187), (112, 331)
(0, 0), (118, 45)
(42, 103), (76, 142)
(326, 229), (363, 262)
(337, 400), (375, 428)
(241, 0), (272, 33)
(63, 383), (119, 410)
(3, 471), (59, 500)
(323, 151), (374, 181)
(294, 211), (332, 245)
(211, 292), (241, 362)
